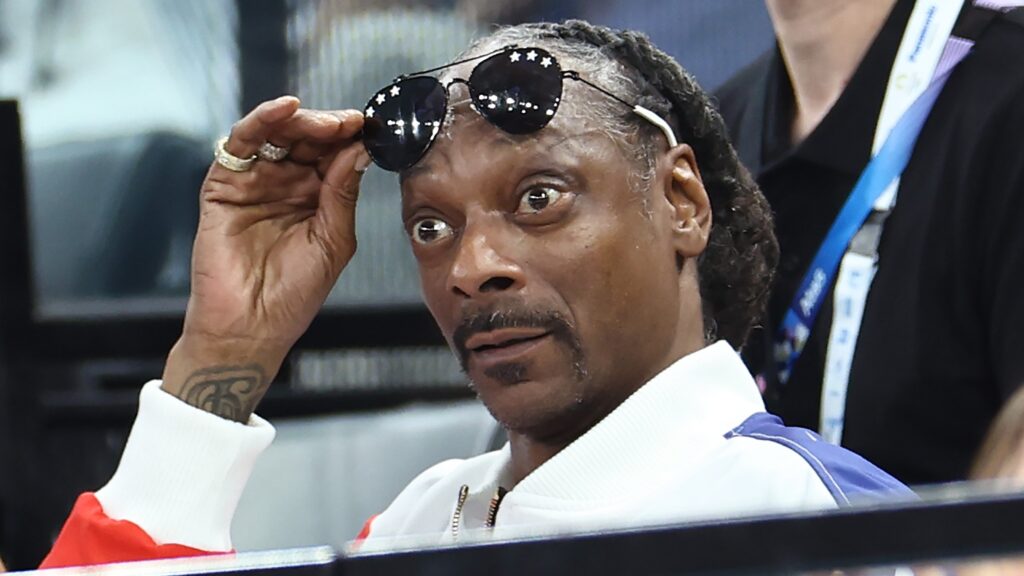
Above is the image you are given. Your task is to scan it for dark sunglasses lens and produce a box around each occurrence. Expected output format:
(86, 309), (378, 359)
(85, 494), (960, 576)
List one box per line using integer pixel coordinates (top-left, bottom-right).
(469, 48), (562, 134)
(362, 76), (447, 172)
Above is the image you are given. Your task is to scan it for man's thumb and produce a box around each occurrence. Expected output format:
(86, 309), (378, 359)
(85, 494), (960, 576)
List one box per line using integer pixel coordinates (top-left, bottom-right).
(315, 144), (369, 268)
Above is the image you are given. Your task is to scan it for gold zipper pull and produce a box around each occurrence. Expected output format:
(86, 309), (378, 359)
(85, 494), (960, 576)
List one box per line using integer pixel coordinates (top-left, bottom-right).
(485, 486), (508, 529)
(451, 484), (470, 541)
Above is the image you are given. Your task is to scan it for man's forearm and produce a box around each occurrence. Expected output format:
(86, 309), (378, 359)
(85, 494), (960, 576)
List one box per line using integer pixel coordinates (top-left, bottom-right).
(161, 337), (287, 423)
(172, 364), (267, 422)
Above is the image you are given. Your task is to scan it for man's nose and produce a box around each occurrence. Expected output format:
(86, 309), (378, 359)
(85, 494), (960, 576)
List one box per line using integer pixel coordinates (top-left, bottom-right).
(446, 224), (524, 299)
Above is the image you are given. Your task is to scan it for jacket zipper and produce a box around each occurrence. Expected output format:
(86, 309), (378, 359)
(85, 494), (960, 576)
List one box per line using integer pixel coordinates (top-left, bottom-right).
(451, 485), (470, 541)
(485, 487), (508, 529)
(452, 485), (509, 540)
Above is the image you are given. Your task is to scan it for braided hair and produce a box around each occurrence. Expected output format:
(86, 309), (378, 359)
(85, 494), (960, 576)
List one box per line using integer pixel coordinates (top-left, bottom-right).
(454, 20), (779, 350)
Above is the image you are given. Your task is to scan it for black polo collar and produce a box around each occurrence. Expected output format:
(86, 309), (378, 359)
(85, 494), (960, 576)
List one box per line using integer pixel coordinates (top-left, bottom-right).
(753, 0), (916, 178)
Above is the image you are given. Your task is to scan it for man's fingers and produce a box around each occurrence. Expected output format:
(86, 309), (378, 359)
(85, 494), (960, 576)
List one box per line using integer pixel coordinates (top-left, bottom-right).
(207, 102), (368, 219)
(203, 159), (319, 205)
(312, 144), (372, 270)
(231, 107), (340, 161)
(220, 101), (362, 165)
(274, 110), (366, 164)
(273, 109), (362, 143)
(321, 144), (368, 214)
(224, 96), (300, 158)
(335, 110), (366, 139)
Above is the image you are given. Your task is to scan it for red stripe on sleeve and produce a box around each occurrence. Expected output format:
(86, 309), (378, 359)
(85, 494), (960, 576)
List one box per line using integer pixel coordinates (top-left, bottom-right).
(41, 493), (220, 568)
(355, 514), (378, 541)
(346, 513), (380, 553)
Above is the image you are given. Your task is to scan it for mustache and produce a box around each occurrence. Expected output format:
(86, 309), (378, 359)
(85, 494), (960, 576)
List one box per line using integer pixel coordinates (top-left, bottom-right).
(451, 306), (579, 367)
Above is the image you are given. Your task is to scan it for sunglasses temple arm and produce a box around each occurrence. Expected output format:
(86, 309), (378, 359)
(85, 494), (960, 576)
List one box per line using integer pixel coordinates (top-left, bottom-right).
(567, 73), (679, 148)
(399, 45), (516, 79)
(632, 105), (679, 148)
(567, 73), (632, 107)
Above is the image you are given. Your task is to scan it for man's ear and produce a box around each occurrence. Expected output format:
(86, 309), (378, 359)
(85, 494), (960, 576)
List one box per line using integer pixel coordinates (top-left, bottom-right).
(661, 144), (712, 258)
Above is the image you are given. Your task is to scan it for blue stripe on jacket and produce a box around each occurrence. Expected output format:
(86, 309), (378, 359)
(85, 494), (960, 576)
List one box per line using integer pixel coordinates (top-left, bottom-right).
(725, 413), (915, 505)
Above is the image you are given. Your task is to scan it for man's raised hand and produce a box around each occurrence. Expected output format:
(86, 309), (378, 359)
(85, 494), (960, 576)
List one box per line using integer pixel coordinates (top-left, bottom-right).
(161, 97), (371, 422)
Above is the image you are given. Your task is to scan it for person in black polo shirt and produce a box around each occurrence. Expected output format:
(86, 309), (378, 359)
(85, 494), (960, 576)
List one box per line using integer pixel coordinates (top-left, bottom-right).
(716, 0), (1024, 485)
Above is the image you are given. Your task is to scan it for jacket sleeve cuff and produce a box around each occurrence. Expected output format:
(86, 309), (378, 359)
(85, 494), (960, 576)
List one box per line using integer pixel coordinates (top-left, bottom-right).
(95, 380), (276, 552)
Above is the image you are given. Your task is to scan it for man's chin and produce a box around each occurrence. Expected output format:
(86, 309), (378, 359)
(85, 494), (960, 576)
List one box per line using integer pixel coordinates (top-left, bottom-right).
(467, 362), (535, 394)
(471, 370), (588, 432)
(482, 361), (530, 385)
(467, 358), (555, 391)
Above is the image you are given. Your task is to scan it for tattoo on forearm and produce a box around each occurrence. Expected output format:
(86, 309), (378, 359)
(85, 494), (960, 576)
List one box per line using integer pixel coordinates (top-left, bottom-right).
(176, 364), (267, 422)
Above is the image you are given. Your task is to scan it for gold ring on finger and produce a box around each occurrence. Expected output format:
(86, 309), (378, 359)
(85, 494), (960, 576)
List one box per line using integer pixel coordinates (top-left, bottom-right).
(214, 136), (257, 172)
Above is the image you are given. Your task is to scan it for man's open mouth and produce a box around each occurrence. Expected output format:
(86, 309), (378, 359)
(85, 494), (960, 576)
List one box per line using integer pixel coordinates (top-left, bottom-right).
(462, 327), (551, 368)
(465, 327), (550, 352)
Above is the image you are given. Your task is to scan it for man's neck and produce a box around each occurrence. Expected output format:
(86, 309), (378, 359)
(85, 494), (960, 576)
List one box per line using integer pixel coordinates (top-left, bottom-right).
(766, 0), (898, 144)
(505, 327), (708, 486)
(505, 383), (643, 487)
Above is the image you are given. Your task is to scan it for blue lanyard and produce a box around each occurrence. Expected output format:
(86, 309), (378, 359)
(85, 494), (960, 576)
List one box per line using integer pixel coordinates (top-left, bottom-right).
(773, 70), (952, 384)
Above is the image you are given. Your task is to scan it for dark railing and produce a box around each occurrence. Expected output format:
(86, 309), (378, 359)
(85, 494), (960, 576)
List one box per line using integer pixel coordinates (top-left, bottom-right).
(12, 486), (1024, 576)
(345, 485), (1024, 576)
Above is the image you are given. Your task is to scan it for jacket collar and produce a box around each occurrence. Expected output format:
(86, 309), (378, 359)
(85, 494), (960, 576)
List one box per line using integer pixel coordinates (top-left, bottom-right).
(506, 341), (765, 503)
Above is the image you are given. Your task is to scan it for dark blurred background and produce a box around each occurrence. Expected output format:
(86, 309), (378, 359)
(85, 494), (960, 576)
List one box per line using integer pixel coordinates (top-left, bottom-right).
(0, 0), (774, 567)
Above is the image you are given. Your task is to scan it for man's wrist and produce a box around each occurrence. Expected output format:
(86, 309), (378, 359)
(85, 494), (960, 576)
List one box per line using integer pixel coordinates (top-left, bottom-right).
(96, 381), (276, 551)
(161, 336), (288, 422)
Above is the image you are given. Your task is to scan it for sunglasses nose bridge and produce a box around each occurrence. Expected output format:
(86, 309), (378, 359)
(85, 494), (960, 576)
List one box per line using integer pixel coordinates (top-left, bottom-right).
(444, 77), (472, 103)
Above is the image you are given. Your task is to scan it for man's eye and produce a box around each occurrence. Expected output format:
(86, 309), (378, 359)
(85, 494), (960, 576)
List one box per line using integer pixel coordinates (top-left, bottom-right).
(411, 218), (453, 245)
(517, 187), (562, 214)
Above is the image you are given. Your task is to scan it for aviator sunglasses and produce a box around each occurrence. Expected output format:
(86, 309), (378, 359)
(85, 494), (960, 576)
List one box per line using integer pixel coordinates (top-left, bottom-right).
(361, 44), (679, 172)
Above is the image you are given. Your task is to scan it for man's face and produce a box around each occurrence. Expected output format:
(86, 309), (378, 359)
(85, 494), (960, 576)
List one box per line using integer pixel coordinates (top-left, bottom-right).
(400, 81), (692, 442)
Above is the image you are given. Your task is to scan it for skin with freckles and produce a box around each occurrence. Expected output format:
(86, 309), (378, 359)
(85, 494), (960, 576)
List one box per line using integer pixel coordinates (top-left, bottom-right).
(400, 76), (712, 483)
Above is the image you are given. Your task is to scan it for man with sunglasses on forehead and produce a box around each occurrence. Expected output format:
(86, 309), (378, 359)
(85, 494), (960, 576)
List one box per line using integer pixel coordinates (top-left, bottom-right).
(42, 21), (908, 567)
